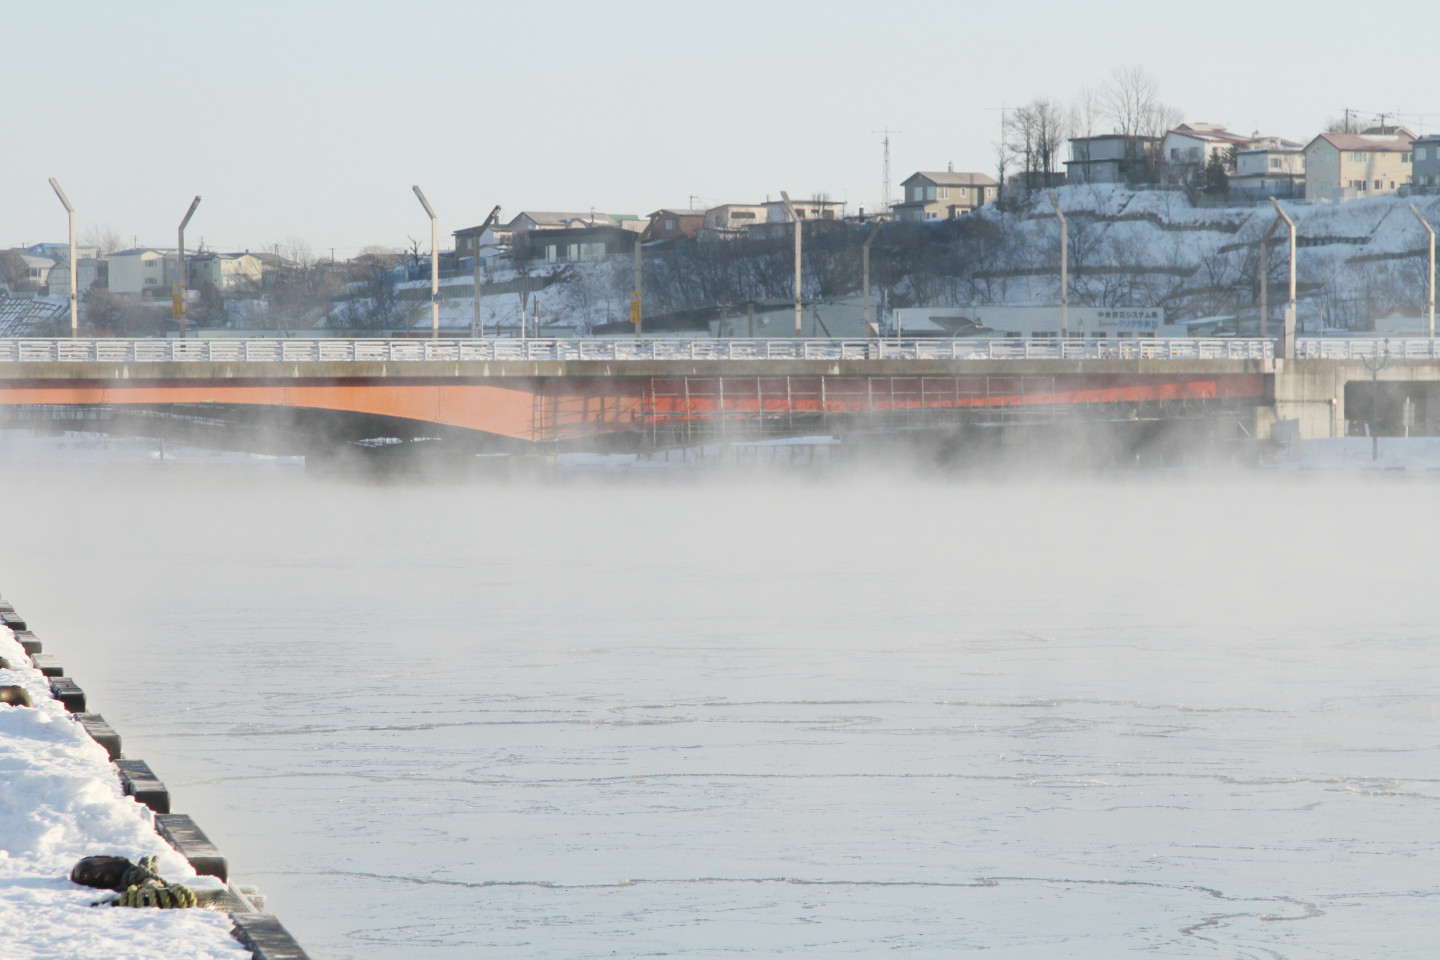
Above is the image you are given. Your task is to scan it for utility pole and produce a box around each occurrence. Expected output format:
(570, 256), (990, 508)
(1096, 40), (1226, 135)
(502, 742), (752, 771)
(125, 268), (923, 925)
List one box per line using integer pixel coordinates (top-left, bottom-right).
(176, 196), (201, 339)
(1269, 197), (1297, 358)
(631, 237), (642, 337)
(872, 129), (901, 213)
(1049, 193), (1068, 340)
(1411, 204), (1436, 338)
(780, 191), (803, 336)
(47, 178), (77, 337)
(862, 220), (881, 335)
(471, 204), (500, 338)
(412, 185), (439, 338)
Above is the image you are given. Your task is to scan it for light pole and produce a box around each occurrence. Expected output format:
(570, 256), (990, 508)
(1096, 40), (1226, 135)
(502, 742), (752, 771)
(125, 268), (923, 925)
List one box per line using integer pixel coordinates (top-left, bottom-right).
(1268, 197), (1296, 358)
(862, 220), (881, 336)
(176, 196), (200, 338)
(1048, 193), (1068, 341)
(632, 236), (642, 338)
(1410, 204), (1435, 338)
(1257, 212), (1285, 338)
(780, 191), (802, 336)
(47, 178), (77, 337)
(413, 185), (439, 338)
(472, 204), (499, 338)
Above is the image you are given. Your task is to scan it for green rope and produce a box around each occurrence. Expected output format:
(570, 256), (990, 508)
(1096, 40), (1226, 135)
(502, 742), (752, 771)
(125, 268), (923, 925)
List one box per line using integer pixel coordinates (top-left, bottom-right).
(112, 857), (197, 909)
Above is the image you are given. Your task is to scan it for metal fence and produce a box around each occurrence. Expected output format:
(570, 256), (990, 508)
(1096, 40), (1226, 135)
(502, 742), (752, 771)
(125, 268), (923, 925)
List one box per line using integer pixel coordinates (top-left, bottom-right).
(0, 337), (1281, 364)
(1291, 339), (1440, 360)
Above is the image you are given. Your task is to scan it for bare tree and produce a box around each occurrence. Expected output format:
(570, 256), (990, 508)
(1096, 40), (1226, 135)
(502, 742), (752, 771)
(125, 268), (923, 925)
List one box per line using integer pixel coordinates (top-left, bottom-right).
(1102, 66), (1180, 183)
(81, 224), (124, 256)
(1068, 86), (1102, 140)
(1007, 99), (1068, 193)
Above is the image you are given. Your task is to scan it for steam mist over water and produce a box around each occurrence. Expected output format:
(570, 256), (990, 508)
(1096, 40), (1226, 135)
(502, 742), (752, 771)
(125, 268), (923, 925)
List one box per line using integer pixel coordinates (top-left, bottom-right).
(1, 459), (1437, 958)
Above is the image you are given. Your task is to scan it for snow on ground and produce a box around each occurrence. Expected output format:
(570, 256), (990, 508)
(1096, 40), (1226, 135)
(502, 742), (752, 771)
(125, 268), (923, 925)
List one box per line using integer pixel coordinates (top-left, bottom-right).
(1277, 435), (1440, 470)
(0, 629), (246, 960)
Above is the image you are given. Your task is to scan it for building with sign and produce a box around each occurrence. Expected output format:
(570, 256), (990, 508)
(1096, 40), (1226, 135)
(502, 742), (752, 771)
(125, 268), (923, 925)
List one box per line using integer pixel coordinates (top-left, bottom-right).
(891, 305), (1184, 339)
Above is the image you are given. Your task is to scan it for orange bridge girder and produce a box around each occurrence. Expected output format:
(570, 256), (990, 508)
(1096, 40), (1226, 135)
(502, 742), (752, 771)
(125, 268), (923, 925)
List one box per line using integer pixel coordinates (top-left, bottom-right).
(0, 358), (1270, 445)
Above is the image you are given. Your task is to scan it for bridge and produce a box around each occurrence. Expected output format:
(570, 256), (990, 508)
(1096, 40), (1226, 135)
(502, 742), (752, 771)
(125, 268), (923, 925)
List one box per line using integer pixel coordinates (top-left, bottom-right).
(0, 336), (1436, 456)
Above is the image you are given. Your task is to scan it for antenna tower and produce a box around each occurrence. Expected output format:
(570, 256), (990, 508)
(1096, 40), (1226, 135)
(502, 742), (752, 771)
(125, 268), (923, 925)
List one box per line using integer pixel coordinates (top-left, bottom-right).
(873, 128), (901, 213)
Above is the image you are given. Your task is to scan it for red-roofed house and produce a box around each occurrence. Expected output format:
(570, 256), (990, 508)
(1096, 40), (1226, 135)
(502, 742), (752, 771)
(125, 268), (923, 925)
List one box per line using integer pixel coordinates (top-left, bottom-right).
(1161, 123), (1289, 185)
(1303, 131), (1414, 201)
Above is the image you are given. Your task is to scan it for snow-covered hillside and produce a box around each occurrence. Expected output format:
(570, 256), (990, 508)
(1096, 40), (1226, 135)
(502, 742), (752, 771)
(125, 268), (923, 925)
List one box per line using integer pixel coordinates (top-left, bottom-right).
(357, 187), (1440, 335)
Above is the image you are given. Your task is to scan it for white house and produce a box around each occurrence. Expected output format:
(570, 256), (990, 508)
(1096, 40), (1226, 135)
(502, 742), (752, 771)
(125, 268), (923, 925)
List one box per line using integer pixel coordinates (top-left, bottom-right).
(188, 252), (263, 292)
(762, 197), (843, 223)
(701, 203), (766, 239)
(1230, 143), (1305, 198)
(108, 249), (172, 295)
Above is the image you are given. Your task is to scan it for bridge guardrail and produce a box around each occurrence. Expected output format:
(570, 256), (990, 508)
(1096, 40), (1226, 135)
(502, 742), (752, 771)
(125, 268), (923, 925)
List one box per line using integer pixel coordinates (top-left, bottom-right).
(0, 337), (1282, 364)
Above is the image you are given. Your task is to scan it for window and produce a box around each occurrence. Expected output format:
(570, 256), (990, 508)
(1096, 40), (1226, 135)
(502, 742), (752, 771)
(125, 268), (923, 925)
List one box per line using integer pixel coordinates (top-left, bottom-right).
(1375, 180), (1382, 189)
(664, 218), (676, 230)
(1401, 153), (1411, 163)
(938, 187), (949, 199)
(1270, 158), (1282, 169)
(1351, 152), (1366, 163)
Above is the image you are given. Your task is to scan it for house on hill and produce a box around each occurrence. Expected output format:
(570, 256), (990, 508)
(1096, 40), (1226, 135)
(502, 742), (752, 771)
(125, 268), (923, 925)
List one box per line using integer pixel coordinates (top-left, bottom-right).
(1231, 142), (1306, 199)
(108, 249), (172, 295)
(644, 208), (704, 242)
(189, 252), (263, 292)
(1411, 135), (1440, 193)
(514, 225), (637, 263)
(1303, 131), (1414, 201)
(891, 168), (997, 222)
(1161, 123), (1261, 184)
(507, 211), (643, 233)
(1065, 134), (1160, 185)
(700, 203), (766, 240)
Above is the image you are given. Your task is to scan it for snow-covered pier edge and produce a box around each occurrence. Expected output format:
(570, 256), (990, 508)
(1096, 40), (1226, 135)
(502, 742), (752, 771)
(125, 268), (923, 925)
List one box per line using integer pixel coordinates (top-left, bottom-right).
(0, 597), (310, 960)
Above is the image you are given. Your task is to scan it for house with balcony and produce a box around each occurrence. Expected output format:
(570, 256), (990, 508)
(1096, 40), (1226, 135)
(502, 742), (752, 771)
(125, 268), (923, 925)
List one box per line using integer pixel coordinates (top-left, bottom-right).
(1303, 131), (1414, 201)
(890, 169), (997, 222)
(1065, 134), (1160, 185)
(1230, 142), (1306, 198)
(1411, 136), (1440, 193)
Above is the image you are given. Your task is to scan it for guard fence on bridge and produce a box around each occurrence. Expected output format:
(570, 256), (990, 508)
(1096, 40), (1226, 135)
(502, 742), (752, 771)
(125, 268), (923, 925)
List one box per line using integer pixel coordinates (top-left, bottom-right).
(0, 337), (1281, 364)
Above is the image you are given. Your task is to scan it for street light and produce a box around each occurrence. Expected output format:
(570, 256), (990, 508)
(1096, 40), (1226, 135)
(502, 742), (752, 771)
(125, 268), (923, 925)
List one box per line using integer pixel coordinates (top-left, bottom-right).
(1049, 193), (1068, 341)
(1410, 204), (1435, 338)
(47, 178), (77, 338)
(413, 185), (439, 338)
(1268, 197), (1296, 358)
(780, 191), (802, 336)
(176, 196), (200, 339)
(861, 220), (882, 336)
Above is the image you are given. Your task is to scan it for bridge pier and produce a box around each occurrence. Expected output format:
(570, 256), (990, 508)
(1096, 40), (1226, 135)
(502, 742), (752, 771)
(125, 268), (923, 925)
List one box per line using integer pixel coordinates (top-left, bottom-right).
(1267, 360), (1347, 441)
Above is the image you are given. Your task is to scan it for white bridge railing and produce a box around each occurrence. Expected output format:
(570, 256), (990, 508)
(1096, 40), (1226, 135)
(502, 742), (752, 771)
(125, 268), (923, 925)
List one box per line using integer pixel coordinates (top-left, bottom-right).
(0, 337), (1280, 364)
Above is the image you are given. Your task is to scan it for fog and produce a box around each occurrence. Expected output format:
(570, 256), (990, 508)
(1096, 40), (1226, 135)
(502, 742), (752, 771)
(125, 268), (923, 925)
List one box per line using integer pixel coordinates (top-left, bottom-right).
(1, 458), (1436, 958)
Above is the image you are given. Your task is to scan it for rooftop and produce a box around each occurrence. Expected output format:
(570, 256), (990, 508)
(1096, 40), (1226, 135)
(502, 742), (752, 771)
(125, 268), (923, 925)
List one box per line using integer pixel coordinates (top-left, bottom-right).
(1311, 132), (1415, 153)
(902, 170), (999, 187)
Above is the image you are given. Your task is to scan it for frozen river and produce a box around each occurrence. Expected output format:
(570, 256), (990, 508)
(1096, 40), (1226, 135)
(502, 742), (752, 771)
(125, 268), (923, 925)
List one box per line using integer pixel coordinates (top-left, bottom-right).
(1, 461), (1436, 958)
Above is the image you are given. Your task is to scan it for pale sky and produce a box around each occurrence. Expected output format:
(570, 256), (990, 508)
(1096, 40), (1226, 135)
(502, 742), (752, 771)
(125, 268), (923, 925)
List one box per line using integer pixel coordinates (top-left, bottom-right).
(6, 0), (1436, 257)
